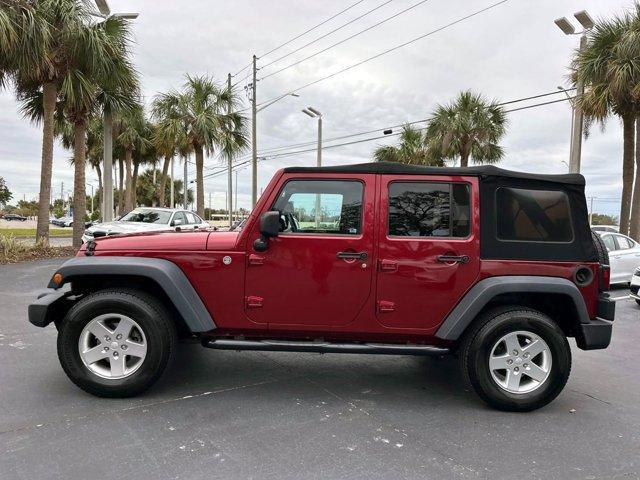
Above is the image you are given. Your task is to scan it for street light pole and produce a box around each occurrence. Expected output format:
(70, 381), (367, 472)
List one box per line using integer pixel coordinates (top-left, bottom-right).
(554, 10), (594, 174)
(251, 55), (258, 208)
(557, 86), (575, 171)
(302, 107), (323, 227)
(102, 108), (113, 221)
(93, 0), (138, 221)
(227, 72), (234, 228)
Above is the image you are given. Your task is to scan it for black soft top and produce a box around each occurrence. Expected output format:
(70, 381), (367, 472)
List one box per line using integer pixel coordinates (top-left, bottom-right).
(283, 162), (585, 186)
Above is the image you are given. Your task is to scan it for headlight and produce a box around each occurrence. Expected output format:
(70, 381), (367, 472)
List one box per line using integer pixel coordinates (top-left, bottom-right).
(635, 267), (640, 276)
(84, 230), (94, 238)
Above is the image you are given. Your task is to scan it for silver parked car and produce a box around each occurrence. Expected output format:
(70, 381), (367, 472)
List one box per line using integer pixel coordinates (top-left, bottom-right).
(595, 231), (640, 284)
(82, 208), (210, 243)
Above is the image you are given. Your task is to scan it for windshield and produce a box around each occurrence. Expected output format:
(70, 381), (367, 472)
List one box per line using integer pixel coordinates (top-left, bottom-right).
(119, 209), (172, 224)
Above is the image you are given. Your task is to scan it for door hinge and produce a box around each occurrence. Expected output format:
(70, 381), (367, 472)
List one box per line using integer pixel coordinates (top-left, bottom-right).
(379, 259), (398, 271)
(248, 254), (265, 266)
(245, 296), (264, 309)
(378, 300), (396, 313)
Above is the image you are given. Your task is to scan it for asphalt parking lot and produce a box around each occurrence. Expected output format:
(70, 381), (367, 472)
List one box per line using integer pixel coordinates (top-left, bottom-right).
(1, 258), (639, 480)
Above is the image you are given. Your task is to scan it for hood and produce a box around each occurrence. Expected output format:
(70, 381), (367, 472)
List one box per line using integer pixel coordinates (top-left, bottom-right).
(87, 230), (211, 251)
(87, 221), (170, 235)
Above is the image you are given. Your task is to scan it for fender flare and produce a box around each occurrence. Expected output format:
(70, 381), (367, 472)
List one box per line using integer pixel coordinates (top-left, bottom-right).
(47, 256), (216, 332)
(434, 276), (590, 341)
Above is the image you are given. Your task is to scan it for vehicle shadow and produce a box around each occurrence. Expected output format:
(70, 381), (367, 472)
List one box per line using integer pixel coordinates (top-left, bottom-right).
(154, 343), (478, 410)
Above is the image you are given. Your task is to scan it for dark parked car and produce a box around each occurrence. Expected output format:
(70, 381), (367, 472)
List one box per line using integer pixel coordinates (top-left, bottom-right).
(2, 213), (27, 221)
(29, 162), (614, 411)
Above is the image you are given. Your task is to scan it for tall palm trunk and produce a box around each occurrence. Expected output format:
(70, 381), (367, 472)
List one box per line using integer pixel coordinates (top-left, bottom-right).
(195, 145), (205, 217)
(158, 154), (171, 207)
(131, 161), (139, 208)
(117, 158), (124, 215)
(36, 82), (57, 245)
(620, 113), (635, 235)
(630, 119), (640, 240)
(72, 121), (87, 248)
(459, 139), (471, 167)
(124, 148), (133, 212)
(95, 163), (102, 219)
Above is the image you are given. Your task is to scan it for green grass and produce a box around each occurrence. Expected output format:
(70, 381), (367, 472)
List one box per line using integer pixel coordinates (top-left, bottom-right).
(0, 228), (72, 238)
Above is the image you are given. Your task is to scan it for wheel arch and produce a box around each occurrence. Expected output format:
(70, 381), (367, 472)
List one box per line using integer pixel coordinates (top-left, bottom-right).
(435, 276), (589, 343)
(46, 256), (216, 334)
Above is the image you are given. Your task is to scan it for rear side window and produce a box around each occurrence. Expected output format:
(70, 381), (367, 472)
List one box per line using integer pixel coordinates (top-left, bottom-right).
(613, 234), (635, 250)
(601, 234), (616, 252)
(185, 212), (198, 224)
(272, 180), (363, 235)
(496, 187), (573, 242)
(388, 182), (470, 237)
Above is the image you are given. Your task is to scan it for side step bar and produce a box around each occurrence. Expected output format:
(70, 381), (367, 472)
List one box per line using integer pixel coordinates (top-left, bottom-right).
(202, 338), (449, 356)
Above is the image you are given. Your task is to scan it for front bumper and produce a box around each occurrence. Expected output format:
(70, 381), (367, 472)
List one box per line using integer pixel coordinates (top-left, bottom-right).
(28, 288), (73, 328)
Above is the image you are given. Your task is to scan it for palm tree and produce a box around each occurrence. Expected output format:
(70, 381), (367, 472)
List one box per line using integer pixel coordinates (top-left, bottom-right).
(116, 105), (150, 212)
(152, 93), (188, 207)
(166, 75), (248, 216)
(573, 9), (640, 236)
(424, 91), (507, 168)
(1, 0), (88, 245)
(374, 125), (443, 166)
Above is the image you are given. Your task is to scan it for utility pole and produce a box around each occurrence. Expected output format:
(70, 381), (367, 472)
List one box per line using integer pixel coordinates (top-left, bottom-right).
(251, 54), (258, 208)
(589, 196), (595, 225)
(60, 182), (64, 203)
(570, 34), (586, 174)
(234, 170), (238, 223)
(170, 157), (175, 209)
(227, 72), (234, 227)
(183, 157), (188, 209)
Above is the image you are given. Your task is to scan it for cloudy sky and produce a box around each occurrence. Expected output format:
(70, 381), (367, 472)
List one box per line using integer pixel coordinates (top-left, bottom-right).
(0, 0), (633, 215)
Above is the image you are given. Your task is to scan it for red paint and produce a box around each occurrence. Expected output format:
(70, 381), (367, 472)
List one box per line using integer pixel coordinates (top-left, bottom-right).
(83, 168), (603, 343)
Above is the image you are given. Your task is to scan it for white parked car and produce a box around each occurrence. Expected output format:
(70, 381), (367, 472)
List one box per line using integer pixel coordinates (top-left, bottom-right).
(82, 208), (210, 243)
(595, 231), (640, 284)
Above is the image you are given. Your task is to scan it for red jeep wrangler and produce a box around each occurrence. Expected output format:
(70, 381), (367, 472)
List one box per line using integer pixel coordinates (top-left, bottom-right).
(29, 162), (615, 411)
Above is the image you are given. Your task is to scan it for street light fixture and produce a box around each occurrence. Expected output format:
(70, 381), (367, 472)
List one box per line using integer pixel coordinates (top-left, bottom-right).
(93, 0), (139, 222)
(301, 107), (323, 168)
(554, 9), (594, 174)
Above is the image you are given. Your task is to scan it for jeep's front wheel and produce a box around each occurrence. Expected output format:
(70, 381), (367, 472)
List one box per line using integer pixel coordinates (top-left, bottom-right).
(57, 289), (176, 397)
(461, 307), (571, 412)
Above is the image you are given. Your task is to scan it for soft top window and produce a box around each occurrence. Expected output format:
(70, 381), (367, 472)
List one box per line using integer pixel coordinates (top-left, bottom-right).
(496, 187), (573, 242)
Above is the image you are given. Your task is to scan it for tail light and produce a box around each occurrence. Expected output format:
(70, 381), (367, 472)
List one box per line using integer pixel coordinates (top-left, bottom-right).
(599, 265), (610, 291)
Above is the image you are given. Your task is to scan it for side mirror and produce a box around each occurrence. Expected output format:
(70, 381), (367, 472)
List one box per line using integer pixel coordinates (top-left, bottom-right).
(260, 211), (280, 238)
(254, 211), (280, 252)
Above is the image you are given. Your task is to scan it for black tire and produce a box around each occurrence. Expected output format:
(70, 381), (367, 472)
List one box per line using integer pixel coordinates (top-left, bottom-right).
(592, 231), (610, 266)
(460, 306), (571, 412)
(57, 289), (176, 398)
(636, 299), (640, 307)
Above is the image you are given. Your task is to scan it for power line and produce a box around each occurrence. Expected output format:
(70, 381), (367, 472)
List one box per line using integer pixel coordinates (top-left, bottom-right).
(253, 0), (511, 109)
(260, 0), (397, 71)
(261, 0), (432, 81)
(201, 95), (573, 182)
(245, 89), (575, 157)
(259, 0), (367, 59)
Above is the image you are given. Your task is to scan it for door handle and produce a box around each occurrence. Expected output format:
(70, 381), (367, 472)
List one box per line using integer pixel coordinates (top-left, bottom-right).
(378, 300), (396, 313)
(337, 251), (368, 260)
(437, 254), (469, 264)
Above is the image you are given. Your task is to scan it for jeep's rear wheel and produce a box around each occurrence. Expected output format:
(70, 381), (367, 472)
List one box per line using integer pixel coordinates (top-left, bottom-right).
(461, 307), (571, 412)
(57, 289), (176, 397)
